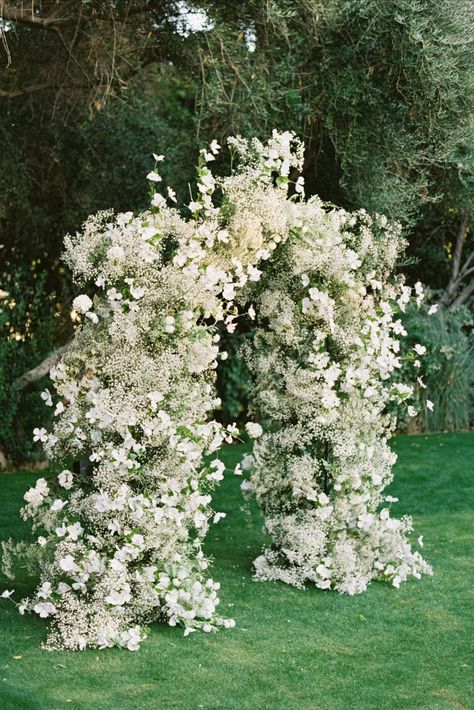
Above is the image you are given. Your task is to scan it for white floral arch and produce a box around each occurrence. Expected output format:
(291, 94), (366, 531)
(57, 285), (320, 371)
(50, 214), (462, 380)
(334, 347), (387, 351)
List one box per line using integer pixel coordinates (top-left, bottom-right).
(2, 132), (431, 651)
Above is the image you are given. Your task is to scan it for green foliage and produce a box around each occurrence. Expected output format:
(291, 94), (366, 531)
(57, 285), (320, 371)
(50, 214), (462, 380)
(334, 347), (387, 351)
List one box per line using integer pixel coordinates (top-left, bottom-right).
(193, 0), (474, 226)
(0, 434), (473, 708)
(0, 264), (72, 463)
(399, 304), (474, 432)
(216, 332), (251, 425)
(0, 65), (196, 267)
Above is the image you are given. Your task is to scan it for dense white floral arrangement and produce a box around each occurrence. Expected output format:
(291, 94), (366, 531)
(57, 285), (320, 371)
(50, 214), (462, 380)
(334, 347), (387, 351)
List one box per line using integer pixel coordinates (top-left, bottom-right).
(238, 196), (433, 593)
(2, 133), (303, 651)
(2, 131), (431, 650)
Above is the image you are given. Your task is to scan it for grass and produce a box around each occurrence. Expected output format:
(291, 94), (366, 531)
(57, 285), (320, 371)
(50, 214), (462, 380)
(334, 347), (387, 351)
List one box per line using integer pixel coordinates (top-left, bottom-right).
(0, 432), (473, 710)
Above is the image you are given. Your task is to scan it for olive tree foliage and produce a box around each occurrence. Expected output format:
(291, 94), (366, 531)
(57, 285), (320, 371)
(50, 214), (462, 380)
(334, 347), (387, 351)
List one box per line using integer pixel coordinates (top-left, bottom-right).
(188, 0), (474, 300)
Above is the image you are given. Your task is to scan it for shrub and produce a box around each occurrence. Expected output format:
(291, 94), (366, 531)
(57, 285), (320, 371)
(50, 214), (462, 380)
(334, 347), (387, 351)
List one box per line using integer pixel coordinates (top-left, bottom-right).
(0, 264), (72, 464)
(398, 303), (473, 432)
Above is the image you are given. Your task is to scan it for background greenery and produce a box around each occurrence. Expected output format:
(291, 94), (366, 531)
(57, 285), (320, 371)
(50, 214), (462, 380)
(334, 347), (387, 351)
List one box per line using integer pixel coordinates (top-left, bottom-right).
(0, 434), (473, 709)
(1, 0), (473, 463)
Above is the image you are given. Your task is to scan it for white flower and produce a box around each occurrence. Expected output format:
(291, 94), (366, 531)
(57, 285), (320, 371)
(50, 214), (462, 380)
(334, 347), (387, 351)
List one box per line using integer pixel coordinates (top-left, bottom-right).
(59, 555), (78, 573)
(141, 226), (157, 241)
(85, 311), (99, 324)
(295, 176), (305, 194)
(241, 454), (254, 470)
(414, 344), (426, 356)
(130, 285), (146, 300)
(58, 470), (74, 490)
(222, 283), (236, 301)
(428, 304), (438, 315)
(24, 478), (49, 507)
(107, 245), (125, 261)
(51, 499), (66, 513)
(147, 171), (162, 182)
(209, 459), (225, 481)
(247, 265), (262, 282)
(167, 187), (177, 203)
(33, 602), (56, 618)
(200, 149), (215, 162)
(213, 512), (226, 524)
(426, 400), (434, 411)
(107, 287), (123, 302)
(72, 294), (93, 314)
(152, 193), (166, 209)
(210, 139), (221, 154)
(188, 201), (201, 213)
(147, 391), (164, 412)
(55, 401), (65, 415)
(41, 389), (53, 407)
(106, 586), (131, 606)
(1, 589), (14, 599)
(37, 582), (52, 599)
(33, 427), (48, 443)
(417, 376), (427, 390)
(153, 153), (164, 162)
(245, 422), (263, 439)
(67, 523), (83, 541)
(119, 625), (142, 651)
(391, 383), (414, 401)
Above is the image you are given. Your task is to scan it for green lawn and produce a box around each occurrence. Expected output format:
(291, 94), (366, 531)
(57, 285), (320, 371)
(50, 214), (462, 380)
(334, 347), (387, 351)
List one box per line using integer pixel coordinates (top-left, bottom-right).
(1, 433), (473, 710)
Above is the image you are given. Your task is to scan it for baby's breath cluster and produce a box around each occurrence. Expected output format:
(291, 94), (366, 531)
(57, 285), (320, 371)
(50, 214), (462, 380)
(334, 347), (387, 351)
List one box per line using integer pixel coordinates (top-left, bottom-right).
(239, 197), (432, 593)
(2, 131), (302, 651)
(2, 131), (431, 651)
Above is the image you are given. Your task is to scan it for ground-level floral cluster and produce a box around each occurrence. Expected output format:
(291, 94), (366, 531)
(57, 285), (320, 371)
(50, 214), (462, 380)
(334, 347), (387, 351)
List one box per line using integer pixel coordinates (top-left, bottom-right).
(239, 199), (433, 593)
(2, 130), (431, 650)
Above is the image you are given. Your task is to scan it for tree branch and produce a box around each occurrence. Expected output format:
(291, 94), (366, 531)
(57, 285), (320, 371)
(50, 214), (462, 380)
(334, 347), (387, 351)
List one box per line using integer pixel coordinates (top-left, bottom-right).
(0, 81), (54, 97)
(438, 210), (470, 307)
(450, 277), (474, 311)
(1, 1), (73, 29)
(12, 343), (70, 392)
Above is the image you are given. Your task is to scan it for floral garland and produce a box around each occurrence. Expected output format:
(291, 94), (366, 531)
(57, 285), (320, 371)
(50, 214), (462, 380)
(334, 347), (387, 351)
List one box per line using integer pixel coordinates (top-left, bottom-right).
(2, 131), (431, 650)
